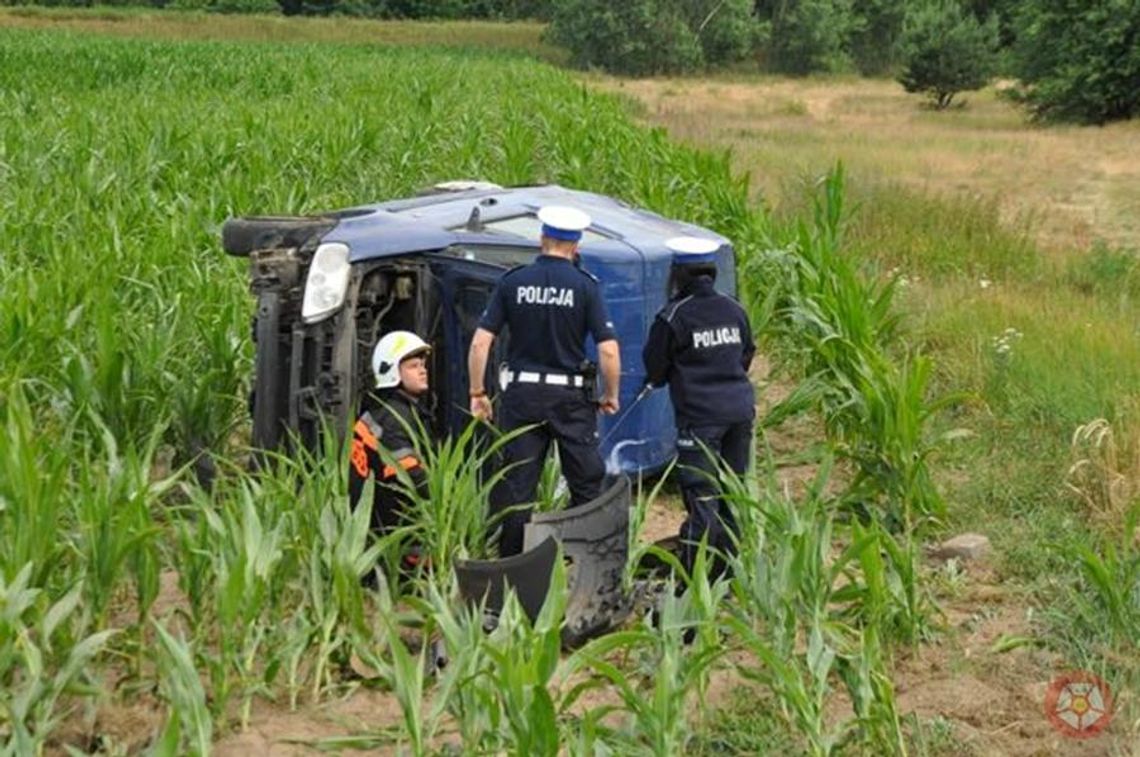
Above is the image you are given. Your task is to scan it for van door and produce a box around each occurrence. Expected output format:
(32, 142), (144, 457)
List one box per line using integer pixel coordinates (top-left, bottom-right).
(431, 257), (513, 435)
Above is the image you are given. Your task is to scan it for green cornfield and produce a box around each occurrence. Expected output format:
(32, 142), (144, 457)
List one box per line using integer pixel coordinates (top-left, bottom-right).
(1, 26), (947, 754)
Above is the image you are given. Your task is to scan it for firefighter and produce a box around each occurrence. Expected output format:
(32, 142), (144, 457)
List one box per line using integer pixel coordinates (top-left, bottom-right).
(467, 205), (621, 556)
(349, 330), (432, 540)
(643, 236), (755, 578)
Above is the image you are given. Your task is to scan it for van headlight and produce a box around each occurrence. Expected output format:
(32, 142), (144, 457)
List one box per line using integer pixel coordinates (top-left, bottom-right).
(301, 243), (351, 324)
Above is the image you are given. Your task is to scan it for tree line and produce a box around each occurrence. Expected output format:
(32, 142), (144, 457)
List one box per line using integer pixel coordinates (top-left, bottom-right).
(545, 0), (1139, 124)
(9, 0), (1138, 123)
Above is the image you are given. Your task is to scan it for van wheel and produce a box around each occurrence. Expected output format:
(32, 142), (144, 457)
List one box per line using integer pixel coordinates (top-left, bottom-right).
(222, 216), (332, 256)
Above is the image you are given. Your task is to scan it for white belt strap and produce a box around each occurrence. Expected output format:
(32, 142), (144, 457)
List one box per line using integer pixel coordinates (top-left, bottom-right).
(503, 370), (585, 387)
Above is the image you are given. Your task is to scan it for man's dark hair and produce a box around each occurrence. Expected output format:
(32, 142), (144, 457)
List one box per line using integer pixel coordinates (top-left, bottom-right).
(670, 262), (717, 294)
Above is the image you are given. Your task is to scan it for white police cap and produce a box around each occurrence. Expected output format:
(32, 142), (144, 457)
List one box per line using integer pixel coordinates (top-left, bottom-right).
(538, 205), (591, 242)
(666, 235), (720, 264)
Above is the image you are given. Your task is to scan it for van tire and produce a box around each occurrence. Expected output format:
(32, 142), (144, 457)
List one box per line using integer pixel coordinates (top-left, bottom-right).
(223, 216), (333, 257)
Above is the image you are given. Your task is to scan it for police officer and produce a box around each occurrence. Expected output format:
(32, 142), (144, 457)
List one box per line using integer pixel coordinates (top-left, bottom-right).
(350, 330), (432, 543)
(467, 205), (621, 556)
(643, 236), (755, 578)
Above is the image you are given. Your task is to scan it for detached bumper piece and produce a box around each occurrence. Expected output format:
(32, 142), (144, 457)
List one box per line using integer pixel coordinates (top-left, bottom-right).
(454, 475), (633, 648)
(455, 536), (559, 627)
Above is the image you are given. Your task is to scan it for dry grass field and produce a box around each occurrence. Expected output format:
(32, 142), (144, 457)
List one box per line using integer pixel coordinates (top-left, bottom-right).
(602, 76), (1140, 255)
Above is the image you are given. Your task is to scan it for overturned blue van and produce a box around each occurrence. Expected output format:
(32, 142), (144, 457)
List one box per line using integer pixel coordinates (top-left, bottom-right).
(223, 182), (736, 473)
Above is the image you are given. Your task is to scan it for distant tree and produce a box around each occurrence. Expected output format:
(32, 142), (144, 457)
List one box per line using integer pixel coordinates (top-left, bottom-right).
(1009, 0), (1140, 124)
(549, 0), (739, 76)
(371, 0), (465, 17)
(470, 0), (554, 19)
(171, 0), (277, 11)
(677, 0), (756, 66)
(962, 0), (1018, 45)
(897, 0), (998, 109)
(848, 0), (907, 74)
(278, 0), (521, 18)
(754, 0), (858, 74)
(211, 0), (278, 11)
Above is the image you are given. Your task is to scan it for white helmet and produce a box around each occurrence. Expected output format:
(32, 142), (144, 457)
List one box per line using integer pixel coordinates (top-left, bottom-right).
(371, 331), (431, 389)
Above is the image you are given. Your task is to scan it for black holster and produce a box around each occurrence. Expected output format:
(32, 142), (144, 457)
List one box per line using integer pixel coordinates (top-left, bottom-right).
(579, 360), (598, 403)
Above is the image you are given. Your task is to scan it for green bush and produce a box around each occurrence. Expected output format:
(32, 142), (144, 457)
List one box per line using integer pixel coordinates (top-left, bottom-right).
(963, 0), (1019, 45)
(547, 0), (704, 76)
(166, 0), (277, 13)
(849, 0), (907, 74)
(213, 0), (277, 12)
(1009, 0), (1140, 124)
(269, 0), (544, 17)
(755, 0), (858, 74)
(679, 0), (756, 66)
(897, 0), (998, 109)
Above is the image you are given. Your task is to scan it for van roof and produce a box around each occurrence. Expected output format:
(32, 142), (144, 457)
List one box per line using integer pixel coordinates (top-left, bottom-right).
(323, 184), (729, 262)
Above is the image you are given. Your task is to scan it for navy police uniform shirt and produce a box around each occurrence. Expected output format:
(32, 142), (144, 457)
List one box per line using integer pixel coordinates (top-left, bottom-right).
(643, 276), (755, 426)
(479, 255), (616, 375)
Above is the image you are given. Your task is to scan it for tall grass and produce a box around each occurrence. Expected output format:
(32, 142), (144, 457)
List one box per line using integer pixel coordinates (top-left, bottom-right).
(744, 167), (964, 533)
(722, 462), (909, 755)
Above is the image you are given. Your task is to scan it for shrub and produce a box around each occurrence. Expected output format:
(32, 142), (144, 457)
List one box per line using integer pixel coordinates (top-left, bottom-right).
(679, 0), (756, 66)
(547, 0), (704, 76)
(849, 0), (907, 74)
(897, 0), (998, 109)
(212, 0), (278, 12)
(755, 0), (859, 74)
(1009, 0), (1140, 124)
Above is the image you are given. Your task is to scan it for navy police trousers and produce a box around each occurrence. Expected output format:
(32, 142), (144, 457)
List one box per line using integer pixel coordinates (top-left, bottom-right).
(676, 420), (752, 577)
(491, 383), (605, 556)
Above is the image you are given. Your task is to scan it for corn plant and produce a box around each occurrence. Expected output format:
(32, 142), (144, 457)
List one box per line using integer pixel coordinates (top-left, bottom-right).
(416, 579), (503, 753)
(353, 552), (572, 755)
(563, 552), (728, 756)
(1056, 504), (1140, 652)
(71, 412), (172, 626)
(742, 166), (963, 534)
(834, 628), (905, 754)
(303, 494), (393, 702)
(182, 479), (289, 726)
(624, 460), (676, 589)
(379, 412), (526, 577)
(535, 450), (571, 514)
(722, 459), (907, 755)
(479, 556), (569, 756)
(273, 439), (390, 704)
(0, 387), (73, 589)
(0, 567), (115, 756)
(151, 621), (213, 757)
(725, 492), (838, 753)
(377, 609), (433, 756)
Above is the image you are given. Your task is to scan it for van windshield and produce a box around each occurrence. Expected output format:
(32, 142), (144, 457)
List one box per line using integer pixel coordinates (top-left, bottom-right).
(432, 245), (539, 268)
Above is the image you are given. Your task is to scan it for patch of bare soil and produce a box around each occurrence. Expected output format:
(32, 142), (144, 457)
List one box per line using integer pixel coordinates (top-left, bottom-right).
(47, 571), (190, 755)
(753, 354), (846, 498)
(49, 697), (165, 756)
(885, 564), (1131, 755)
(214, 688), (408, 756)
